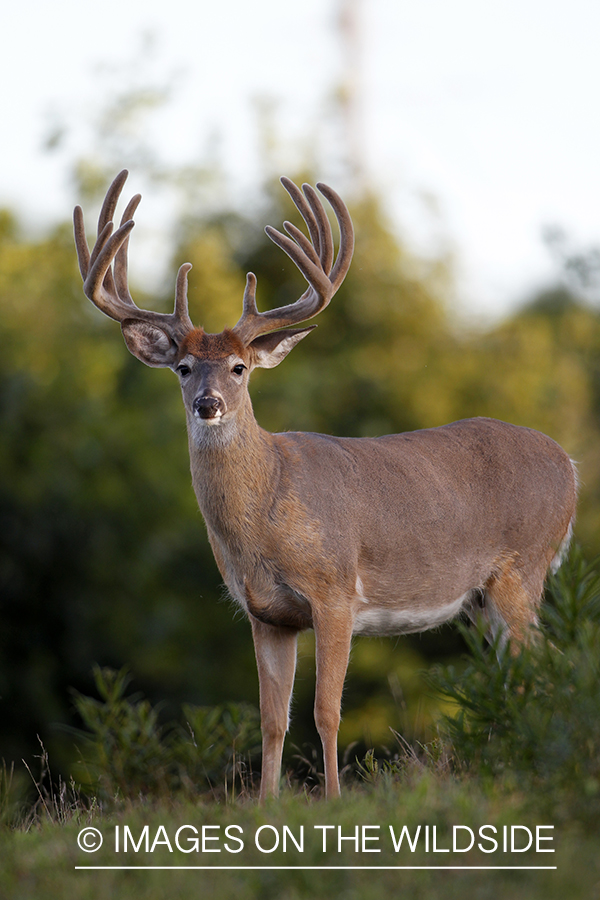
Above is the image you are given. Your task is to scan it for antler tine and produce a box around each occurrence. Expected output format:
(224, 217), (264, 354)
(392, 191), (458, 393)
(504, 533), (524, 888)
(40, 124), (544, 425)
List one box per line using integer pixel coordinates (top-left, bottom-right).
(280, 221), (321, 268)
(280, 176), (321, 259)
(315, 182), (354, 290)
(302, 183), (334, 276)
(114, 193), (142, 303)
(174, 263), (194, 330)
(81, 219), (138, 321)
(240, 272), (259, 318)
(74, 170), (194, 343)
(73, 204), (91, 281)
(232, 178), (354, 345)
(277, 179), (334, 277)
(88, 168), (130, 279)
(98, 169), (129, 238)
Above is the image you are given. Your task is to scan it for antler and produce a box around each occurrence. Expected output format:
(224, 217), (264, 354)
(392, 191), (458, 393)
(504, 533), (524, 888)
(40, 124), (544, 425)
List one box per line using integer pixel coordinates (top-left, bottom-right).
(73, 169), (194, 344)
(232, 177), (354, 344)
(75, 172), (354, 348)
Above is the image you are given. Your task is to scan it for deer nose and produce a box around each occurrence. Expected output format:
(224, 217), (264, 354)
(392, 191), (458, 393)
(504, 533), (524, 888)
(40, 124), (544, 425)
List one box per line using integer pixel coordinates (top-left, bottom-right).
(193, 395), (224, 419)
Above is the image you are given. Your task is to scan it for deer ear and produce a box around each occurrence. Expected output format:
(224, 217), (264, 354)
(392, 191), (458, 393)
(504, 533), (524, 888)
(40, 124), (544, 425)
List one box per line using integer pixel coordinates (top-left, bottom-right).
(250, 326), (316, 369)
(121, 320), (179, 368)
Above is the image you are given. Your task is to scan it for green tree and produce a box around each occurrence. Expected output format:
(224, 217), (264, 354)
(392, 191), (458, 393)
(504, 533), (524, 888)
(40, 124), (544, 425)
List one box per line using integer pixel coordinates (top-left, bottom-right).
(0, 212), (254, 771)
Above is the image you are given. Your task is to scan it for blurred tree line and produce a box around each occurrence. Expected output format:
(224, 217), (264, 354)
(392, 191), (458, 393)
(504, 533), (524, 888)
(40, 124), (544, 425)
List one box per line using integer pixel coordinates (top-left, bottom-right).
(1, 158), (600, 776)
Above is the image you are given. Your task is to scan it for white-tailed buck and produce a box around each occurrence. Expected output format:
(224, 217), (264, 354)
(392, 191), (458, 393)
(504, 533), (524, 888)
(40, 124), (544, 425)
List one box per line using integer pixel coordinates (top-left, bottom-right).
(74, 170), (577, 799)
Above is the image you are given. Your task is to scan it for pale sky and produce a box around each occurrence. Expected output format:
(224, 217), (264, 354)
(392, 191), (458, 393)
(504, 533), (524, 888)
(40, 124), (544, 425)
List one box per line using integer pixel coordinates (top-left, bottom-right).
(2, 0), (599, 319)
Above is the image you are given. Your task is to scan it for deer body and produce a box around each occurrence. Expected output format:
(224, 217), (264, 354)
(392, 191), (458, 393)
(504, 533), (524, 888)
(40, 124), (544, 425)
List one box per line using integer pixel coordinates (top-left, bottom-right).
(74, 171), (577, 800)
(189, 415), (574, 635)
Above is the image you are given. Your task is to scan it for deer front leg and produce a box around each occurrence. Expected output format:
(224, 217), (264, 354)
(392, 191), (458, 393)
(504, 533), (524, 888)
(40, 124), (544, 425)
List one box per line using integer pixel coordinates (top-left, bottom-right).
(313, 608), (354, 799)
(250, 616), (298, 802)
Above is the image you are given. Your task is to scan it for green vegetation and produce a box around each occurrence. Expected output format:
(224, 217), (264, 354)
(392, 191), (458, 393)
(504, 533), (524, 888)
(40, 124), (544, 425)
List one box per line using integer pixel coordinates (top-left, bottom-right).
(2, 550), (600, 898)
(67, 666), (261, 801)
(431, 548), (600, 823)
(1, 782), (597, 900)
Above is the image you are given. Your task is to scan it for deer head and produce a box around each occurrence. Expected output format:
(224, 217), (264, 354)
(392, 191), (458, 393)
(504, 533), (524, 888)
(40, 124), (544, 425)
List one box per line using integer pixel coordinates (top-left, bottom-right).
(74, 170), (354, 445)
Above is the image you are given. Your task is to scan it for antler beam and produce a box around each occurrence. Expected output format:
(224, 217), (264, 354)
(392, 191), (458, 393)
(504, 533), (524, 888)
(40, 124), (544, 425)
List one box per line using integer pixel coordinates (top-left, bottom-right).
(232, 177), (354, 345)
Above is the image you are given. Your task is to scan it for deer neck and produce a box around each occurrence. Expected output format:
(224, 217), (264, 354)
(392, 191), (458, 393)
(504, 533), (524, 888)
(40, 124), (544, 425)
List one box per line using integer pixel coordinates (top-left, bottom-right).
(186, 398), (278, 538)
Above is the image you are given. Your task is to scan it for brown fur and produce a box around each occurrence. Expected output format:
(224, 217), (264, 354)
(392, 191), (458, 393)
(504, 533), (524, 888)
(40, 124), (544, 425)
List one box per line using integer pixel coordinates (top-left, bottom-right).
(245, 582), (313, 630)
(179, 327), (248, 362)
(484, 553), (539, 644)
(186, 416), (576, 799)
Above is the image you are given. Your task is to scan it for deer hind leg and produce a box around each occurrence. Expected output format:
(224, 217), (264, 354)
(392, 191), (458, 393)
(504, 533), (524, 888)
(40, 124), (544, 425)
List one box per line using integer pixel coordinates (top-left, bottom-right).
(478, 555), (546, 652)
(250, 617), (298, 802)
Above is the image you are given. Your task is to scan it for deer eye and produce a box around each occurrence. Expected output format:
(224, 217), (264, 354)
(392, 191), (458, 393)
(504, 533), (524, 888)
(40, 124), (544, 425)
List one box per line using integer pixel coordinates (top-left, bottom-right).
(177, 364), (191, 378)
(232, 364), (246, 376)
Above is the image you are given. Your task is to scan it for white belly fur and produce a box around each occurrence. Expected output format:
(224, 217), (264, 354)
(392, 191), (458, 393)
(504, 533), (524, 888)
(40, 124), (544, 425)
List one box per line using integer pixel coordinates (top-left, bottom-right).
(352, 592), (469, 636)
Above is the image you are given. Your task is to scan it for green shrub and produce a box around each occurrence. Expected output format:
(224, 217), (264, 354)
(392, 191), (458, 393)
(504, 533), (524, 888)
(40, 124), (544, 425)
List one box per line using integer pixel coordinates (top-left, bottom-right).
(69, 666), (261, 802)
(429, 548), (600, 817)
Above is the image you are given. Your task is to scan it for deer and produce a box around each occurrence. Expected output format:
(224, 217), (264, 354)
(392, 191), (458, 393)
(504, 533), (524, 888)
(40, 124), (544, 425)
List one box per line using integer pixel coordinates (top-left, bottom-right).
(74, 170), (578, 800)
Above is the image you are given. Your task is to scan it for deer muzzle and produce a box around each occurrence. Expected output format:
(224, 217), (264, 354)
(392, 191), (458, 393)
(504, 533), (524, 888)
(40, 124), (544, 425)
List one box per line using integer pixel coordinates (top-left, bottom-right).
(193, 395), (225, 420)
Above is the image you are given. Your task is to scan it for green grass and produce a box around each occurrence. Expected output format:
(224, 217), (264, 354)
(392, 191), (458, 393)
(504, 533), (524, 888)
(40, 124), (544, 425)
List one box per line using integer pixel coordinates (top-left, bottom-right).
(2, 776), (598, 900)
(2, 548), (600, 899)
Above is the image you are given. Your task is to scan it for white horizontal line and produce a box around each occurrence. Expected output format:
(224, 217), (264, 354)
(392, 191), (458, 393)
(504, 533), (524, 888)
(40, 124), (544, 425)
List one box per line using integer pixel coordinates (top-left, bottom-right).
(76, 865), (557, 871)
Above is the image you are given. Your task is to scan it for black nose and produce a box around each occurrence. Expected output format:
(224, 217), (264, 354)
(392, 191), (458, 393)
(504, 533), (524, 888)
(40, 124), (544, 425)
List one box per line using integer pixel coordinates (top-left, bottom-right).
(193, 395), (224, 419)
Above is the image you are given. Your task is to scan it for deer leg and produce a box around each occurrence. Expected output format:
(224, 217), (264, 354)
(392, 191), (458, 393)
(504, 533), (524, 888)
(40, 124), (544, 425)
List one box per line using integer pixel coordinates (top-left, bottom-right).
(483, 556), (546, 650)
(250, 616), (298, 802)
(313, 608), (354, 799)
